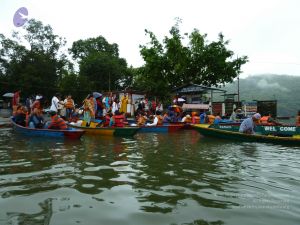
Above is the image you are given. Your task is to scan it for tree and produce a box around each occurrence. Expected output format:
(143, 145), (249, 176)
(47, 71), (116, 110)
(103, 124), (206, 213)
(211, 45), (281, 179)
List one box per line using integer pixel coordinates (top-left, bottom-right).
(0, 19), (68, 99)
(69, 36), (132, 92)
(138, 20), (248, 98)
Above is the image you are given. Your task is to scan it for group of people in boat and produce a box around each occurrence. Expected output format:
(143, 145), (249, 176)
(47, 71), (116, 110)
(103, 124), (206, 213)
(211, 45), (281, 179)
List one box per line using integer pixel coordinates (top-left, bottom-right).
(13, 92), (71, 130)
(9, 90), (300, 132)
(14, 104), (67, 130)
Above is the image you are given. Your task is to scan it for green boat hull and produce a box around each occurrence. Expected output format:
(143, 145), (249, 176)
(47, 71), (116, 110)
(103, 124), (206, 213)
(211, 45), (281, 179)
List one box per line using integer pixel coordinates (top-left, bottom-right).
(210, 123), (300, 137)
(192, 124), (300, 145)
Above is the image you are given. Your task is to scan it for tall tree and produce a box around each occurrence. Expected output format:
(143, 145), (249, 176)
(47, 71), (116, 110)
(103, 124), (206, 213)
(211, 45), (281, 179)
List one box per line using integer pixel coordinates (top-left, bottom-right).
(69, 36), (132, 92)
(0, 19), (68, 99)
(138, 20), (248, 99)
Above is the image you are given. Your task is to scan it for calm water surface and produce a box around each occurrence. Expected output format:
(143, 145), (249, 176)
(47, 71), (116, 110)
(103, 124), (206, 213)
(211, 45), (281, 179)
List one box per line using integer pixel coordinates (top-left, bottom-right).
(0, 128), (299, 225)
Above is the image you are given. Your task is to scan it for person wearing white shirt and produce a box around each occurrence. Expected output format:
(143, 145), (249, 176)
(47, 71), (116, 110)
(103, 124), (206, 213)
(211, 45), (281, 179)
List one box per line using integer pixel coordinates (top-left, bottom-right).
(239, 113), (261, 134)
(147, 111), (163, 126)
(112, 98), (120, 115)
(50, 93), (60, 113)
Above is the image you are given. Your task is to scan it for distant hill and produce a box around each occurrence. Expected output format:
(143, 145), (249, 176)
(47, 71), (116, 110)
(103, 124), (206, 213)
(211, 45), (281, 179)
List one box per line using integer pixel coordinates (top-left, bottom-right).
(215, 74), (300, 117)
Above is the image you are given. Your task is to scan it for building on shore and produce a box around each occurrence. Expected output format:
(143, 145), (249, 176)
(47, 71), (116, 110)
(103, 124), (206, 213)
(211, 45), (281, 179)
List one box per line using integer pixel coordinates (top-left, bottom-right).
(173, 83), (277, 117)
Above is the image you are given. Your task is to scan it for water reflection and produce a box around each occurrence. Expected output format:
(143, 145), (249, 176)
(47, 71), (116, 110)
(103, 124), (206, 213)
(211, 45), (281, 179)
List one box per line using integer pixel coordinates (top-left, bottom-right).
(0, 129), (299, 225)
(6, 198), (52, 225)
(130, 132), (241, 213)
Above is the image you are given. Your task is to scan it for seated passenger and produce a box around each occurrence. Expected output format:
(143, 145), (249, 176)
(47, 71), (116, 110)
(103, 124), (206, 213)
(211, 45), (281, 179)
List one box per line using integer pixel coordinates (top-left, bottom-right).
(110, 110), (125, 127)
(181, 114), (192, 123)
(69, 108), (80, 123)
(29, 108), (45, 128)
(163, 112), (171, 123)
(45, 111), (67, 130)
(206, 112), (215, 124)
(260, 113), (281, 126)
(213, 113), (222, 124)
(137, 113), (148, 126)
(147, 111), (163, 126)
(15, 105), (27, 127)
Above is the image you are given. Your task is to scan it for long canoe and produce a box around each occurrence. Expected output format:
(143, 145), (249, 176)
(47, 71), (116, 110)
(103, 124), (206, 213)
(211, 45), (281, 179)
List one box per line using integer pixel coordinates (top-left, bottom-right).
(192, 124), (300, 145)
(68, 123), (140, 136)
(11, 118), (85, 139)
(138, 123), (185, 133)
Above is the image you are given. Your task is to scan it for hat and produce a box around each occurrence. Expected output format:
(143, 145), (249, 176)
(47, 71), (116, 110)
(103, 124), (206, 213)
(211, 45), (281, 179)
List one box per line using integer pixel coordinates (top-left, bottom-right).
(186, 114), (191, 118)
(253, 113), (261, 120)
(36, 95), (42, 100)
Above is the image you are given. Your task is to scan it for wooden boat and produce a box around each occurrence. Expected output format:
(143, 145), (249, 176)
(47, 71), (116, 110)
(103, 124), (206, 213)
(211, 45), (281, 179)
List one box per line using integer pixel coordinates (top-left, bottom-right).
(68, 123), (140, 136)
(192, 124), (300, 145)
(138, 123), (185, 133)
(11, 118), (85, 139)
(210, 123), (300, 137)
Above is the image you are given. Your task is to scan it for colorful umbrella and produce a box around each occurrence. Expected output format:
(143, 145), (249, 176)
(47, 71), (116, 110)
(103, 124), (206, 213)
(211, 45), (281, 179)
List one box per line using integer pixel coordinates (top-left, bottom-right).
(93, 92), (102, 98)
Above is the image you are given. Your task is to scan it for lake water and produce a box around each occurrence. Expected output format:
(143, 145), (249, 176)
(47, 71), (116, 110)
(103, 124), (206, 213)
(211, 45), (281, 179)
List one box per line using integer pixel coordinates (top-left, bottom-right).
(0, 128), (299, 225)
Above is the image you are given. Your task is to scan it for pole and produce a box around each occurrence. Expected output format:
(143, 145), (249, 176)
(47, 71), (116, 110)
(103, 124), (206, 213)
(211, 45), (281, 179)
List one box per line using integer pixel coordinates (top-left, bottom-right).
(237, 75), (240, 107)
(109, 72), (111, 92)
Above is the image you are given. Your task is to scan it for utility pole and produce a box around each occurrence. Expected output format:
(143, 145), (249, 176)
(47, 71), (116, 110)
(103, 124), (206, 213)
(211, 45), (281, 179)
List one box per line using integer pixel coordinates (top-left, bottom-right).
(237, 55), (240, 107)
(109, 72), (111, 92)
(237, 75), (240, 107)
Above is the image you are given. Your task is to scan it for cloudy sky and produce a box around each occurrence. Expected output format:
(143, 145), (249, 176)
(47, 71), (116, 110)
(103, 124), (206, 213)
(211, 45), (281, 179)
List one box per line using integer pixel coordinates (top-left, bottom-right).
(1, 0), (300, 78)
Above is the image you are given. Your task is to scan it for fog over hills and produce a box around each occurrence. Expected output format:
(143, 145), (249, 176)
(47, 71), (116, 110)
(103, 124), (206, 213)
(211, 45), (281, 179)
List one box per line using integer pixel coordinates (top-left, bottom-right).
(216, 74), (300, 117)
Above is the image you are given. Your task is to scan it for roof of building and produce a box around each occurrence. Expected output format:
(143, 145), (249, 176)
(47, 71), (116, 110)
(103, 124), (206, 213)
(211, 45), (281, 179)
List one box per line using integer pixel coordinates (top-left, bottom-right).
(173, 84), (226, 94)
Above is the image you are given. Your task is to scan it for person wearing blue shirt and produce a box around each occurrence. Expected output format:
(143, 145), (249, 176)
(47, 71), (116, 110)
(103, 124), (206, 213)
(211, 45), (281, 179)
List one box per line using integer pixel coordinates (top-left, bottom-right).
(200, 112), (207, 124)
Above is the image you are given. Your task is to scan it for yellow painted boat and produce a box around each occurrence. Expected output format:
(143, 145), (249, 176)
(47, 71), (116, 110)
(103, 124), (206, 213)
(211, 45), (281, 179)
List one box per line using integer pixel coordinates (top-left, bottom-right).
(68, 123), (140, 137)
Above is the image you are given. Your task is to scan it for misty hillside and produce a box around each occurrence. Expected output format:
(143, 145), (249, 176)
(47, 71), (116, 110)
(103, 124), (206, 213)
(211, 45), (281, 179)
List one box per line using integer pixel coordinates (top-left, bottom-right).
(215, 74), (300, 117)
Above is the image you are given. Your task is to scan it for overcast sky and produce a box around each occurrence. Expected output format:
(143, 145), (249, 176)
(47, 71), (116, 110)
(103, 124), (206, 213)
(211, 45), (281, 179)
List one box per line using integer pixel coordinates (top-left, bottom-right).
(1, 0), (300, 78)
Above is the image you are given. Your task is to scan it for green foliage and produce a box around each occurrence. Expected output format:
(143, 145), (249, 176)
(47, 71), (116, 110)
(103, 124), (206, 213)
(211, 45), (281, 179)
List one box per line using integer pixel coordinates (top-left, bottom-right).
(69, 36), (132, 92)
(0, 19), (67, 99)
(70, 36), (119, 60)
(138, 20), (248, 98)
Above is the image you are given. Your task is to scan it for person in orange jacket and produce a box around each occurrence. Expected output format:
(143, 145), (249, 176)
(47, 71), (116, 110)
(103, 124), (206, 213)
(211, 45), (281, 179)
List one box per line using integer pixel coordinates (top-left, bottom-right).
(45, 111), (67, 130)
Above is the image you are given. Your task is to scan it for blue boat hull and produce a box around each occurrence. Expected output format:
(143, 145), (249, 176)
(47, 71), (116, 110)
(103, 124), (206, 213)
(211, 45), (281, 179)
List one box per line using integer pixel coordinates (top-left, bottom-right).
(138, 124), (184, 133)
(11, 118), (85, 139)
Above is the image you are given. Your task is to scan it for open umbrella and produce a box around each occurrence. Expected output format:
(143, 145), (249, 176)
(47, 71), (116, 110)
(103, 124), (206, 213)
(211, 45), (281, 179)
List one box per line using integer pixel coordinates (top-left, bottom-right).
(93, 92), (102, 99)
(2, 93), (14, 98)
